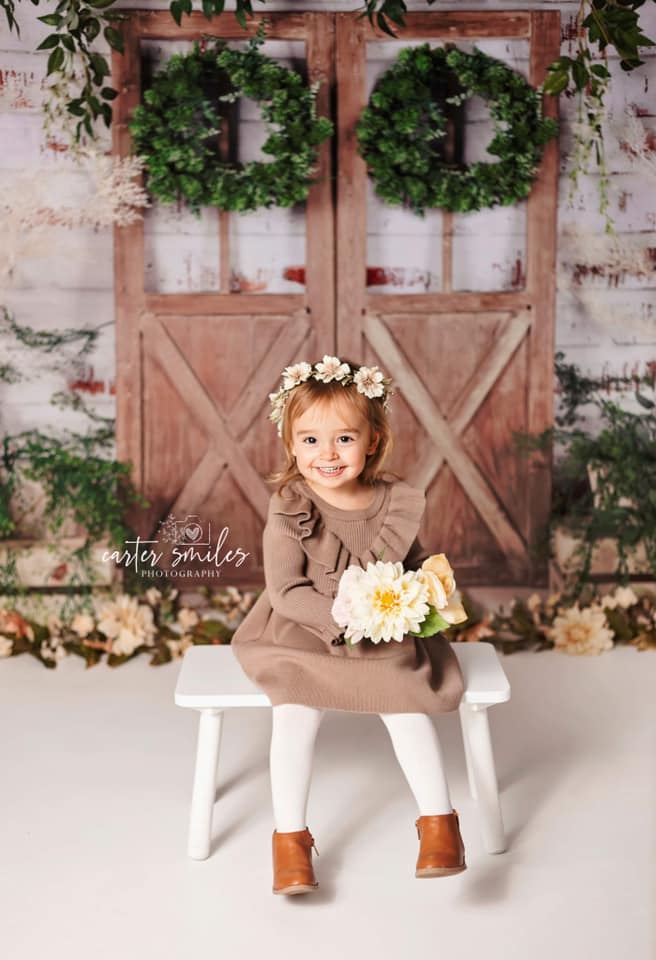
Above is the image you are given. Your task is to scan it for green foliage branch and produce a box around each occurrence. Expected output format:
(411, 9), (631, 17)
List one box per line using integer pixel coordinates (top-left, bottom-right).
(1, 0), (653, 152)
(356, 44), (558, 216)
(128, 32), (333, 214)
(513, 351), (656, 602)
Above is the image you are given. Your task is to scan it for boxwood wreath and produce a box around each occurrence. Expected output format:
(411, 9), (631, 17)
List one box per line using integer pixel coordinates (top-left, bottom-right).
(357, 44), (559, 216)
(128, 34), (333, 214)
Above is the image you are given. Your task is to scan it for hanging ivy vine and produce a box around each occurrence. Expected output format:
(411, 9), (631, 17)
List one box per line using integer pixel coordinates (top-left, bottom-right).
(1, 0), (652, 150)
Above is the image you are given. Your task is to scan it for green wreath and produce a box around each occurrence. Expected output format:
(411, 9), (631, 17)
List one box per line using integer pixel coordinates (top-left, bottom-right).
(128, 35), (333, 214)
(356, 44), (558, 217)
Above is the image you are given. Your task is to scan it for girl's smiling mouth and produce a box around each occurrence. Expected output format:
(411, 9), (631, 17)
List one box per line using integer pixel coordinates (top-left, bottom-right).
(315, 465), (345, 476)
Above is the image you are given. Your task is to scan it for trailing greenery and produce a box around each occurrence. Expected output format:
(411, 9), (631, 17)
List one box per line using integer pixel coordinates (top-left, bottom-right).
(514, 352), (656, 602)
(1, 0), (653, 151)
(357, 44), (558, 216)
(0, 307), (147, 595)
(0, 427), (146, 545)
(0, 307), (99, 358)
(128, 32), (333, 214)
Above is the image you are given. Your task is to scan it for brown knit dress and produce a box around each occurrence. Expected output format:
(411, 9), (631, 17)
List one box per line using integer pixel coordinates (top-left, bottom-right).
(230, 473), (465, 714)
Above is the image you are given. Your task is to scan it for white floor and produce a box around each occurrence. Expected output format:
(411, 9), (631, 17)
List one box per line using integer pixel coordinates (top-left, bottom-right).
(1, 641), (655, 960)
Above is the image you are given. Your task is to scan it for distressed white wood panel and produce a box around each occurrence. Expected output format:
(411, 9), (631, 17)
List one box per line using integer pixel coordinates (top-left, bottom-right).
(144, 206), (220, 293)
(229, 232), (306, 293)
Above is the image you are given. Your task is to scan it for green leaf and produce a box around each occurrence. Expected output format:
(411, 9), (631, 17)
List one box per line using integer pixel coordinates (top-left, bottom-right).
(408, 606), (451, 638)
(47, 46), (65, 74)
(572, 58), (589, 91)
(89, 52), (110, 77)
(101, 86), (118, 100)
(104, 25), (124, 53)
(37, 14), (62, 26)
(169, 0), (182, 26)
(543, 70), (570, 95)
(37, 34), (60, 51)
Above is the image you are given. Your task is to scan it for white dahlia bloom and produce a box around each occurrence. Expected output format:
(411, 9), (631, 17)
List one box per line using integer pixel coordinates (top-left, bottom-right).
(314, 355), (350, 382)
(332, 560), (430, 644)
(97, 594), (156, 656)
(548, 604), (614, 655)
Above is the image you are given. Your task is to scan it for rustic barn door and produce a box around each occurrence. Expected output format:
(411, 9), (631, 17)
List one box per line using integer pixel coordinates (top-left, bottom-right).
(113, 9), (558, 588)
(335, 10), (559, 586)
(113, 13), (334, 585)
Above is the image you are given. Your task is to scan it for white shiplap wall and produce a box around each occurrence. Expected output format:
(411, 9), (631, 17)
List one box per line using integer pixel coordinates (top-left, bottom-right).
(0, 0), (654, 450)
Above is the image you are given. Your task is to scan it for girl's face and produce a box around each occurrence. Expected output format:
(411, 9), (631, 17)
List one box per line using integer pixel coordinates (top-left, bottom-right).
(289, 398), (378, 496)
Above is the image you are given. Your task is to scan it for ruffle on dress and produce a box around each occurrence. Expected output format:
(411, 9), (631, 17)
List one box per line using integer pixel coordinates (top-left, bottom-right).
(270, 476), (425, 586)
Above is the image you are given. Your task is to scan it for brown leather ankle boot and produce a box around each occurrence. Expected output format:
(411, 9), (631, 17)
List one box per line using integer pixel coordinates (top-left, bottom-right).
(415, 808), (467, 878)
(272, 827), (320, 895)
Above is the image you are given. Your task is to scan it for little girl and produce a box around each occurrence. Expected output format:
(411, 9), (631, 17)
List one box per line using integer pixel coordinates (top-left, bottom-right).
(231, 356), (466, 895)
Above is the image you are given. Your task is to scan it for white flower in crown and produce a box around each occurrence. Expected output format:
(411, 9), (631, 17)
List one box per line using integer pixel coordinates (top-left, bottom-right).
(282, 361), (313, 391)
(314, 355), (351, 382)
(354, 365), (385, 399)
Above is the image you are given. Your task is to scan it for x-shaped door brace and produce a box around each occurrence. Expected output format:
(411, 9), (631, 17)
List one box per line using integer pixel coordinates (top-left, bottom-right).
(141, 309), (311, 526)
(364, 310), (532, 578)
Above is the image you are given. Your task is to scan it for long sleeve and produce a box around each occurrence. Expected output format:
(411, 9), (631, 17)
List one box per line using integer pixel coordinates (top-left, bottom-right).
(404, 535), (430, 570)
(262, 512), (343, 646)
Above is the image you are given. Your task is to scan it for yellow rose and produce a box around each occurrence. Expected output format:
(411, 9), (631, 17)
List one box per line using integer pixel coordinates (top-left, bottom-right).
(438, 596), (468, 625)
(415, 569), (448, 608)
(421, 554), (456, 597)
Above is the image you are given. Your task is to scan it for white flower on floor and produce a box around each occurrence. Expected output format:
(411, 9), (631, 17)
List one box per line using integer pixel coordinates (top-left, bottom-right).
(70, 613), (95, 638)
(0, 608), (34, 641)
(166, 635), (194, 659)
(97, 594), (156, 656)
(314, 355), (350, 383)
(177, 607), (199, 630)
(601, 586), (639, 610)
(145, 588), (162, 606)
(0, 635), (13, 657)
(332, 560), (430, 644)
(40, 637), (67, 662)
(548, 604), (614, 655)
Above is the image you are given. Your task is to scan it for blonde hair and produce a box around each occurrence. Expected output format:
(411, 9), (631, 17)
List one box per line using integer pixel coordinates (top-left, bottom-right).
(266, 360), (396, 496)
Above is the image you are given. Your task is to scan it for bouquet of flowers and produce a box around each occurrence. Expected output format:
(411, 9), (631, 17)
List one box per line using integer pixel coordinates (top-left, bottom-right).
(331, 553), (468, 645)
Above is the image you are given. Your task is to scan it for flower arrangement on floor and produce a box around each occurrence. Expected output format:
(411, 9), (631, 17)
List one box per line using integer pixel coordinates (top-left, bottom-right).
(450, 584), (656, 655)
(0, 578), (654, 669)
(0, 586), (258, 669)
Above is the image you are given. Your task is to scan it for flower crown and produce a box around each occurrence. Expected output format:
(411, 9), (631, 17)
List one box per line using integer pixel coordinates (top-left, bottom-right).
(268, 355), (394, 436)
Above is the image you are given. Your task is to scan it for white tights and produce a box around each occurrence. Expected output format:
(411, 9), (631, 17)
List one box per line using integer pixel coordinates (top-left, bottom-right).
(270, 703), (453, 832)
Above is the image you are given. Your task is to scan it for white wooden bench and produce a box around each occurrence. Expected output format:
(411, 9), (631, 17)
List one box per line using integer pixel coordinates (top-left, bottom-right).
(175, 642), (511, 860)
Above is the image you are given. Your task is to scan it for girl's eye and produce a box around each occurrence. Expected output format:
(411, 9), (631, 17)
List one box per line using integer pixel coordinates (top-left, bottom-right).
(338, 436), (354, 443)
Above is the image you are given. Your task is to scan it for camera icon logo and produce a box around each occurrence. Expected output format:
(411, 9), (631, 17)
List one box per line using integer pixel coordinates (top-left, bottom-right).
(173, 515), (211, 547)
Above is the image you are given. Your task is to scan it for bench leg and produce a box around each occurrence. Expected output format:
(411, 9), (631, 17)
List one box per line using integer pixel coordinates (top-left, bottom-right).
(459, 700), (478, 802)
(458, 702), (507, 854)
(188, 708), (224, 860)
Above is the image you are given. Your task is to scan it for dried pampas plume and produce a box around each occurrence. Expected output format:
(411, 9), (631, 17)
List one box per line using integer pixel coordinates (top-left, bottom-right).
(559, 224), (653, 284)
(618, 109), (656, 185)
(0, 150), (149, 291)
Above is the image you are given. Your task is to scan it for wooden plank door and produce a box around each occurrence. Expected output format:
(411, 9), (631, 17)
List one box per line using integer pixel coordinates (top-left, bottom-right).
(336, 10), (560, 586)
(113, 12), (334, 586)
